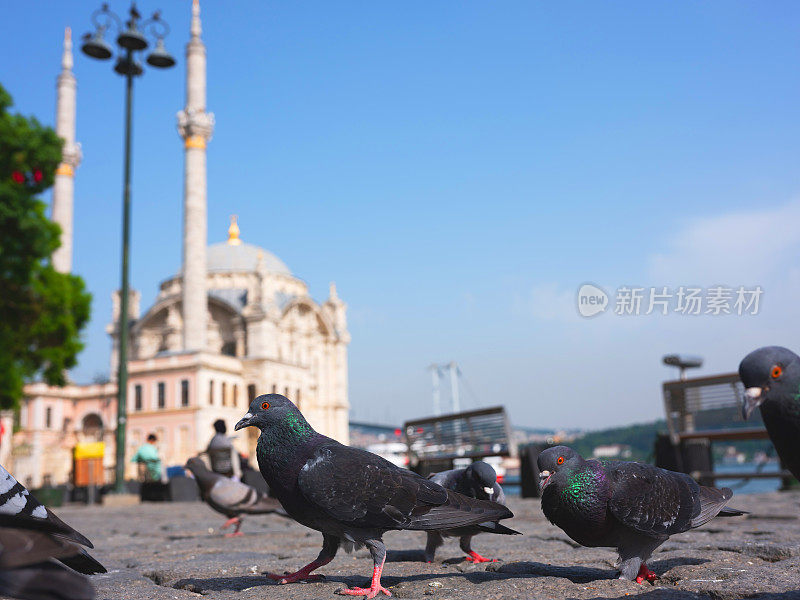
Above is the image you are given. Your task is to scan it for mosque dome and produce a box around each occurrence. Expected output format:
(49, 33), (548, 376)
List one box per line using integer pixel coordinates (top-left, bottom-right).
(206, 216), (291, 275)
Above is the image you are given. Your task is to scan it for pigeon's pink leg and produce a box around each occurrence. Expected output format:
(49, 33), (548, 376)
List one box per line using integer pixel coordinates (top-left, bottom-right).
(635, 563), (658, 584)
(338, 558), (391, 598)
(267, 557), (332, 584)
(460, 536), (498, 563)
(464, 551), (498, 563)
(222, 517), (243, 537)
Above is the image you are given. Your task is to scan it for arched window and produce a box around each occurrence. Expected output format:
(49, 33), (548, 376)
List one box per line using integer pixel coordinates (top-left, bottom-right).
(81, 414), (104, 442)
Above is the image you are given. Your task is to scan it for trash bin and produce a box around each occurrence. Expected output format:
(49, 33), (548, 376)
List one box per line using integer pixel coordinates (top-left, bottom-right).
(30, 486), (63, 508)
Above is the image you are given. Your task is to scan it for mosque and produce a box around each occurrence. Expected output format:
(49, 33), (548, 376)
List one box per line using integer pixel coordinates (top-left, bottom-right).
(4, 1), (350, 488)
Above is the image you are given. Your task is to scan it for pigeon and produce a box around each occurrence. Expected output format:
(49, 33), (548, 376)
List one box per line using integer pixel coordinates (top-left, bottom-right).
(234, 394), (519, 598)
(739, 346), (800, 480)
(0, 464), (106, 600)
(185, 457), (285, 536)
(537, 446), (744, 583)
(423, 461), (509, 563)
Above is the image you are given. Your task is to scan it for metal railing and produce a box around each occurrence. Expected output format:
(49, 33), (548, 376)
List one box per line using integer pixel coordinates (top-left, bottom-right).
(662, 372), (766, 442)
(661, 372), (793, 486)
(404, 406), (513, 474)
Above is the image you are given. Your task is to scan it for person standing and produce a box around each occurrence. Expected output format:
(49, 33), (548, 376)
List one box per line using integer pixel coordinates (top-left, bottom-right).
(206, 419), (241, 480)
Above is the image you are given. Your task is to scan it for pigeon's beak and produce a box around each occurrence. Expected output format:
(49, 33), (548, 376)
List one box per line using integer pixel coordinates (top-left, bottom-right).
(483, 486), (494, 496)
(539, 470), (552, 490)
(234, 412), (254, 431)
(741, 387), (765, 420)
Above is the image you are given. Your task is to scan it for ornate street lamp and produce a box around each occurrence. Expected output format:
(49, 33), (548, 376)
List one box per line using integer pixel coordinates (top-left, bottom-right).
(80, 2), (175, 493)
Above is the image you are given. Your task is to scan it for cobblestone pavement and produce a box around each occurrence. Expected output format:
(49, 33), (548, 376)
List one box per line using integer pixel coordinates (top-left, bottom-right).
(56, 491), (800, 600)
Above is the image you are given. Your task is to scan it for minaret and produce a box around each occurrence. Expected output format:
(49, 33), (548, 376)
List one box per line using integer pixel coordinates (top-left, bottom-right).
(52, 27), (82, 273)
(177, 0), (214, 351)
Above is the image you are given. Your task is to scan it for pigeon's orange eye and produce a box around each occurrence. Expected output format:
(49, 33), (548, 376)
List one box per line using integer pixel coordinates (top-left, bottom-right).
(261, 401), (270, 410)
(557, 456), (564, 465)
(771, 366), (783, 379)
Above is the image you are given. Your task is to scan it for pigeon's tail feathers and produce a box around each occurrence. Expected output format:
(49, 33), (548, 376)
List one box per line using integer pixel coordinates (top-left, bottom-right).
(718, 506), (747, 517)
(691, 486), (736, 528)
(407, 489), (513, 531)
(58, 549), (107, 575)
(475, 521), (521, 535)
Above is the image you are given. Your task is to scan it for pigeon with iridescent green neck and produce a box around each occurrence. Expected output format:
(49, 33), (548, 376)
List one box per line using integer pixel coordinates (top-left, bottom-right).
(538, 446), (744, 583)
(739, 346), (800, 480)
(234, 394), (518, 598)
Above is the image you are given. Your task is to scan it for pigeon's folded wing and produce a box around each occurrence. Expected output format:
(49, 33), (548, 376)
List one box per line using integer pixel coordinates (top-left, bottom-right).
(297, 444), (513, 531)
(0, 528), (105, 574)
(0, 528), (77, 570)
(297, 444), (449, 528)
(607, 461), (699, 536)
(209, 478), (281, 515)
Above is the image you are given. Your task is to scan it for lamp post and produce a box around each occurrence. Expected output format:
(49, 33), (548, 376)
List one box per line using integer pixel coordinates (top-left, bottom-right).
(662, 354), (704, 381)
(80, 2), (175, 493)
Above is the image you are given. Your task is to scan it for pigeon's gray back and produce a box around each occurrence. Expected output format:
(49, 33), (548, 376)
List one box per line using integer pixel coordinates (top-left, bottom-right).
(209, 477), (280, 515)
(428, 467), (505, 504)
(427, 469), (464, 490)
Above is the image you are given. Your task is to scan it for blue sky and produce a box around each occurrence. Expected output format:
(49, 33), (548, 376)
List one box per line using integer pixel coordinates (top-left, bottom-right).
(3, 1), (800, 429)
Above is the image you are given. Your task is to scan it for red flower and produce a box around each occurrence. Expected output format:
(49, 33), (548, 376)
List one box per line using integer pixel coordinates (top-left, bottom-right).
(33, 169), (43, 182)
(11, 171), (24, 184)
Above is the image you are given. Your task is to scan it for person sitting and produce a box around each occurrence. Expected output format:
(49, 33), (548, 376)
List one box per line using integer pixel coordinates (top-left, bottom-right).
(206, 419), (241, 480)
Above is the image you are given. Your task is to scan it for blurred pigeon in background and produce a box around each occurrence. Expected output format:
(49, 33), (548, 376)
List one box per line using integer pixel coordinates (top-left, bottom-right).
(185, 457), (284, 536)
